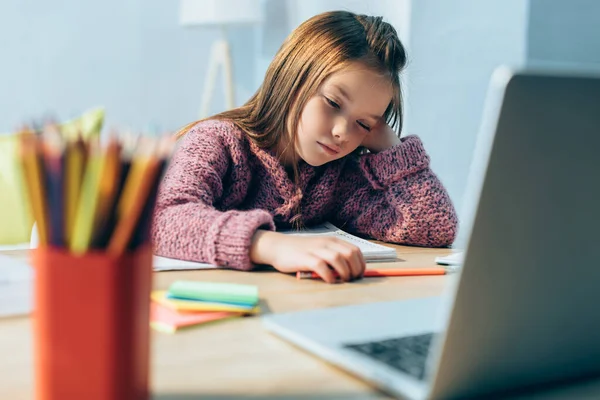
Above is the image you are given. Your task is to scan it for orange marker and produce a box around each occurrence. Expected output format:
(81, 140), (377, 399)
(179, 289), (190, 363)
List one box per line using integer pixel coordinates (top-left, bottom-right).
(296, 267), (455, 280)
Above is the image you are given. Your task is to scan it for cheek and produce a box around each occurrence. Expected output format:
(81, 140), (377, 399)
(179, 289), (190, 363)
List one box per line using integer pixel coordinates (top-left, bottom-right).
(299, 100), (329, 136)
(336, 126), (369, 156)
(347, 132), (368, 152)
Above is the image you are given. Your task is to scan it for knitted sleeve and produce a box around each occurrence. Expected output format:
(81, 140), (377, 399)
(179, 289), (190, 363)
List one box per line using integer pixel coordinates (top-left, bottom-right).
(151, 121), (275, 270)
(330, 135), (458, 247)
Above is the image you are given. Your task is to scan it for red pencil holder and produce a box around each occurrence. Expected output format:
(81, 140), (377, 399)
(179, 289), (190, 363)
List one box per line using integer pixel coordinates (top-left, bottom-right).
(32, 244), (153, 400)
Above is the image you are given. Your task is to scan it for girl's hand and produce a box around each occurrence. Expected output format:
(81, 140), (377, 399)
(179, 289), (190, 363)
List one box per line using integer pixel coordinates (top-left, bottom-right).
(250, 230), (366, 283)
(360, 122), (401, 153)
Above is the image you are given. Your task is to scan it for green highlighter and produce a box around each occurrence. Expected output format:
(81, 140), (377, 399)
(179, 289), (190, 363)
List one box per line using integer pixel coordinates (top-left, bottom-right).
(168, 280), (259, 306)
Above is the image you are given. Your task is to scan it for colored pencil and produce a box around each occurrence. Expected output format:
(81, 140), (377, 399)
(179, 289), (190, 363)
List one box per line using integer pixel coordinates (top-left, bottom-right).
(64, 135), (86, 246)
(296, 267), (452, 280)
(107, 139), (162, 255)
(90, 137), (122, 248)
(41, 125), (65, 247)
(70, 140), (104, 254)
(16, 121), (172, 254)
(19, 132), (49, 246)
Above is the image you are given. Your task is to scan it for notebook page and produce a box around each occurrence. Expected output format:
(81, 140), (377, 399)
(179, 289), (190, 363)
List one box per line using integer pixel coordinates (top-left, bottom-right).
(280, 222), (397, 261)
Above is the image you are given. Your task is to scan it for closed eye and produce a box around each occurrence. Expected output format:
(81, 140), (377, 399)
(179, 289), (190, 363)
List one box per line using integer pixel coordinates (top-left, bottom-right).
(357, 121), (371, 131)
(325, 97), (340, 109)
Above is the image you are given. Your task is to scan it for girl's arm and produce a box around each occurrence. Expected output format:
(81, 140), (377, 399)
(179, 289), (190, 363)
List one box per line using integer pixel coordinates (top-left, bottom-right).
(330, 134), (458, 247)
(151, 122), (275, 270)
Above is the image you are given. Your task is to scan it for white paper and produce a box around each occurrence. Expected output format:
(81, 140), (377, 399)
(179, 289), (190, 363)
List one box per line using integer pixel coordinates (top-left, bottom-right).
(0, 254), (33, 317)
(435, 251), (464, 266)
(152, 255), (219, 272)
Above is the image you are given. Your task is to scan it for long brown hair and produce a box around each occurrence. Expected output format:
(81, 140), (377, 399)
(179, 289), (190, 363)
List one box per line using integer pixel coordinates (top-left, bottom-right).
(176, 10), (407, 178)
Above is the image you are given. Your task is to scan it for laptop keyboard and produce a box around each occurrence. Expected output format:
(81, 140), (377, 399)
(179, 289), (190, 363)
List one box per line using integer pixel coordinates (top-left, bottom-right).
(344, 333), (435, 380)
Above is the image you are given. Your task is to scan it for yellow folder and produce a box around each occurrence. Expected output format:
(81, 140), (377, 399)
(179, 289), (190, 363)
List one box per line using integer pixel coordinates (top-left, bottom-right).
(0, 134), (33, 244)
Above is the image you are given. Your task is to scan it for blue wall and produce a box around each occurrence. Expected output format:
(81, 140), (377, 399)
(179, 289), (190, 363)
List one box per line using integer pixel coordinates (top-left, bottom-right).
(0, 0), (257, 132)
(528, 0), (600, 67)
(405, 0), (528, 220)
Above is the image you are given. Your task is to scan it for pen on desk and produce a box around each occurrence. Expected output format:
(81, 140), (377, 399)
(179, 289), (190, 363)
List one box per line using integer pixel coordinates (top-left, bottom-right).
(296, 267), (457, 280)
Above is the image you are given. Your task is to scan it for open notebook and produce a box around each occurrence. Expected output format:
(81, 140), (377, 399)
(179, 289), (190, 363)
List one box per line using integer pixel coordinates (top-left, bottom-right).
(153, 222), (398, 271)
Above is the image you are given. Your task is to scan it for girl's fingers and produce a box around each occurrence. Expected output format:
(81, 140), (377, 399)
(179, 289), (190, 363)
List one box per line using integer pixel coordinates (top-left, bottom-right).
(313, 248), (352, 282)
(357, 249), (366, 277)
(328, 240), (365, 279)
(308, 258), (337, 284)
(352, 244), (367, 278)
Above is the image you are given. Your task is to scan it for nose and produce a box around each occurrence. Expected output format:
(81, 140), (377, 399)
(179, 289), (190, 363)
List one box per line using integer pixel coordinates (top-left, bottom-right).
(331, 117), (349, 143)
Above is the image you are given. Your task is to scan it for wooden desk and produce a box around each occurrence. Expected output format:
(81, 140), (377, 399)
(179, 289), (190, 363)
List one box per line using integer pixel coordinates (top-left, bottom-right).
(0, 244), (452, 399)
(4, 245), (599, 400)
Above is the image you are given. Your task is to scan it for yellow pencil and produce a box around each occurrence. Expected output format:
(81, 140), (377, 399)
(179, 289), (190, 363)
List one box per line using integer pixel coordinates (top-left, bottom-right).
(90, 137), (122, 247)
(70, 140), (104, 254)
(19, 133), (49, 246)
(64, 136), (86, 246)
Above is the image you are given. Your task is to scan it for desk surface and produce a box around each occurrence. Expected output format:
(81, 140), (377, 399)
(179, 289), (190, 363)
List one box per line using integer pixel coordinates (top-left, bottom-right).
(2, 245), (600, 400)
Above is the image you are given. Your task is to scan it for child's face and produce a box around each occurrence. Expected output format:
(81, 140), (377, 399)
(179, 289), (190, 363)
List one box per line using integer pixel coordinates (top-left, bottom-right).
(294, 62), (393, 166)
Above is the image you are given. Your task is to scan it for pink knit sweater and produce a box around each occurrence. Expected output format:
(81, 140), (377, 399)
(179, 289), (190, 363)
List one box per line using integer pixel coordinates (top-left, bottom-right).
(152, 120), (458, 270)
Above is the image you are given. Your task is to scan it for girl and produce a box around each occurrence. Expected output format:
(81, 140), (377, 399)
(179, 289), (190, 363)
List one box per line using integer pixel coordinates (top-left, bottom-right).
(152, 11), (458, 283)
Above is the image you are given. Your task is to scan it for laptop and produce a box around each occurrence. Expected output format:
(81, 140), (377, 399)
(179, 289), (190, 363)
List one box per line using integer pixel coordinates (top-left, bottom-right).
(262, 67), (600, 399)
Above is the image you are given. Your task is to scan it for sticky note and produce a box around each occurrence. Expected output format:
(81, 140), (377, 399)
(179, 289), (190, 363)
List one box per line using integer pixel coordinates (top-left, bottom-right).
(151, 291), (260, 314)
(150, 302), (238, 334)
(168, 280), (259, 305)
(165, 292), (253, 307)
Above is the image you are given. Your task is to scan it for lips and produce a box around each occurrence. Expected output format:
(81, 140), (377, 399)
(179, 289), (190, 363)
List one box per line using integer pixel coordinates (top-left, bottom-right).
(318, 142), (341, 155)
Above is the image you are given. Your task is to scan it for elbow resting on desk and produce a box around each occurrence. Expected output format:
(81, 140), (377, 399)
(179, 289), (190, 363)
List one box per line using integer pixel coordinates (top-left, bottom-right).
(394, 206), (458, 248)
(354, 202), (459, 248)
